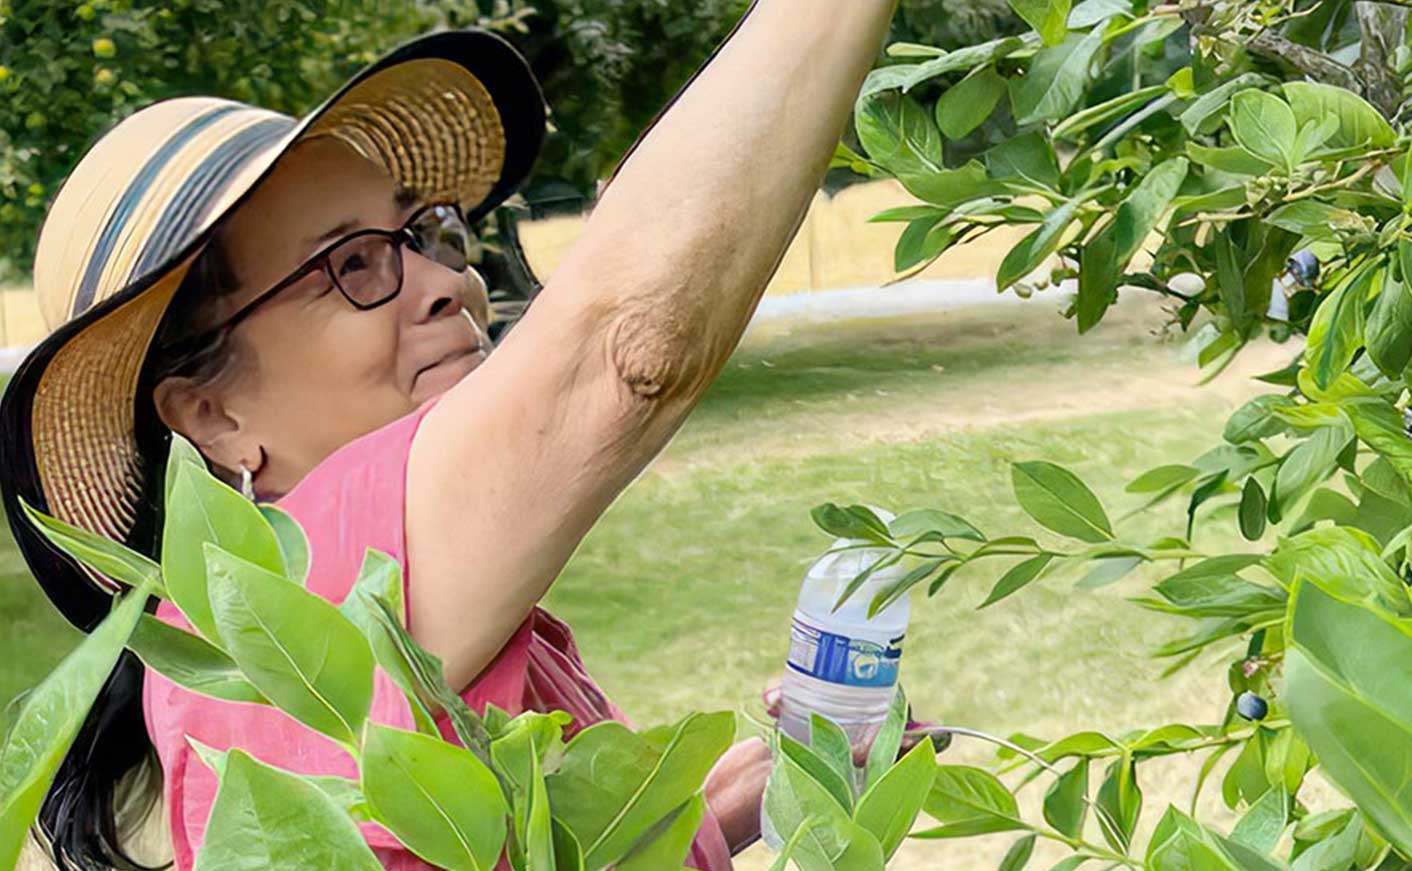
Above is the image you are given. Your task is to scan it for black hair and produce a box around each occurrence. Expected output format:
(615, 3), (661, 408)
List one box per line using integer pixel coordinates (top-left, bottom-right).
(33, 235), (241, 871)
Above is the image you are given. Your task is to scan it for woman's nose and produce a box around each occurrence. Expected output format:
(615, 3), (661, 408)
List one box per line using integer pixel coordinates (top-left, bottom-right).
(404, 251), (464, 322)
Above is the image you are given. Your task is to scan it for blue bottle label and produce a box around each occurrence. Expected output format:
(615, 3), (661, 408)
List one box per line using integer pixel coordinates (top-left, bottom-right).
(785, 616), (903, 688)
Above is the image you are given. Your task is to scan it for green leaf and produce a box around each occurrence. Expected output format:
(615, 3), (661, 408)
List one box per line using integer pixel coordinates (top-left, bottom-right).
(1187, 142), (1276, 176)
(870, 557), (951, 617)
(1282, 81), (1396, 151)
(1266, 201), (1365, 240)
(865, 685), (910, 793)
(128, 613), (267, 705)
(1076, 555), (1142, 590)
(1027, 731), (1120, 763)
(1126, 465), (1200, 493)
(1347, 399), (1412, 491)
(1144, 555), (1276, 617)
(895, 215), (956, 272)
(868, 205), (950, 224)
(338, 550), (437, 736)
(1230, 788), (1287, 854)
(361, 591), (493, 761)
(206, 544), (374, 747)
(1239, 478), (1268, 540)
(1094, 759), (1141, 850)
(616, 795), (706, 871)
(888, 509), (984, 542)
(987, 132), (1062, 192)
(1367, 272), (1412, 378)
(548, 712), (734, 869)
(855, 90), (944, 181)
(1224, 395), (1294, 444)
(764, 752), (883, 871)
(1179, 73), (1270, 134)
(1273, 422), (1353, 518)
(1000, 834), (1038, 871)
(1043, 759), (1089, 838)
(917, 766), (1027, 838)
(895, 36), (1032, 91)
(1229, 90), (1297, 171)
(1266, 526), (1412, 617)
(997, 200), (1081, 292)
(1146, 806), (1245, 871)
(1077, 158), (1188, 331)
(192, 749), (383, 871)
(1286, 581), (1412, 855)
(1054, 84), (1168, 142)
(811, 503), (893, 545)
(163, 461), (286, 645)
(362, 723), (508, 871)
(1306, 262), (1375, 389)
(981, 553), (1056, 608)
(18, 498), (161, 592)
(0, 582), (152, 869)
(164, 432), (208, 497)
(810, 713), (858, 803)
(779, 732), (854, 813)
(552, 819), (585, 871)
(1008, 0), (1073, 45)
(1011, 27), (1111, 125)
(854, 739), (937, 858)
(491, 722), (562, 871)
(936, 66), (1007, 138)
(1012, 461), (1113, 542)
(258, 504), (310, 584)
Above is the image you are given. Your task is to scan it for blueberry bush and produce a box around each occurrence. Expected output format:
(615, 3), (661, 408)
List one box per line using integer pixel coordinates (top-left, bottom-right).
(769, 0), (1412, 863)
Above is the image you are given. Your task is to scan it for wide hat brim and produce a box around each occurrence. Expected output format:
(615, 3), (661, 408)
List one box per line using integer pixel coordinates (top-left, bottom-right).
(0, 28), (546, 631)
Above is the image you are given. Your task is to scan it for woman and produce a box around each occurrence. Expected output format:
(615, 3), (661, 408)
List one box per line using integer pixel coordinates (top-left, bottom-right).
(0, 1), (901, 869)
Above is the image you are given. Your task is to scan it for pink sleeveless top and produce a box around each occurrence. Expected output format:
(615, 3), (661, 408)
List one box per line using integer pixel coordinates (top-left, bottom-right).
(142, 397), (732, 870)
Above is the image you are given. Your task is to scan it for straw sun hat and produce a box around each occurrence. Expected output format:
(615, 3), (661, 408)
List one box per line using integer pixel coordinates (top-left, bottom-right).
(0, 29), (546, 631)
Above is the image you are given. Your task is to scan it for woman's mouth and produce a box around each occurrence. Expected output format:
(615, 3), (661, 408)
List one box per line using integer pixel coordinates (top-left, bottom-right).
(414, 345), (487, 395)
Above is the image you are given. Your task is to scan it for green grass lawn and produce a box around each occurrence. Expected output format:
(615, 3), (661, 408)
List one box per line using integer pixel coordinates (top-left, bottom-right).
(2, 299), (1292, 870)
(545, 303), (1262, 735)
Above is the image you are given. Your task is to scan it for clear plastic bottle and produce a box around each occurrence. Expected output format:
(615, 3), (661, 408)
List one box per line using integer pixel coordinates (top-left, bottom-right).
(761, 507), (911, 849)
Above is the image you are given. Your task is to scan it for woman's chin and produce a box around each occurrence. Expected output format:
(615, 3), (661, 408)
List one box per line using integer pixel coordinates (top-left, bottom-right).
(412, 348), (486, 401)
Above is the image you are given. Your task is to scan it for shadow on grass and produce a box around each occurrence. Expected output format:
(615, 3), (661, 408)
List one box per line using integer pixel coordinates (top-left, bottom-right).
(698, 306), (1162, 419)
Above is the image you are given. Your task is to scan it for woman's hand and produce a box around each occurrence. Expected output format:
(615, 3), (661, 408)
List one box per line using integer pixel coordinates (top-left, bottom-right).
(704, 737), (774, 854)
(761, 677), (951, 765)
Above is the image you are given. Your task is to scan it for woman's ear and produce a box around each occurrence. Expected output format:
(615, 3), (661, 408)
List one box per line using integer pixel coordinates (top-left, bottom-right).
(151, 376), (250, 475)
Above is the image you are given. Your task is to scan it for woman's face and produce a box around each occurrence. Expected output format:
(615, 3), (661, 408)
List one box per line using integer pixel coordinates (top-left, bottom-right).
(154, 137), (492, 497)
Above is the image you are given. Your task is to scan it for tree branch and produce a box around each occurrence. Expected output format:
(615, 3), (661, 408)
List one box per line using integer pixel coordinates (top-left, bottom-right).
(1247, 29), (1364, 92)
(1354, 0), (1408, 118)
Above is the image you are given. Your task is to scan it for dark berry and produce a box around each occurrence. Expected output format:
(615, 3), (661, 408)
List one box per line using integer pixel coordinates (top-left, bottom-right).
(1236, 691), (1268, 721)
(1286, 250), (1320, 288)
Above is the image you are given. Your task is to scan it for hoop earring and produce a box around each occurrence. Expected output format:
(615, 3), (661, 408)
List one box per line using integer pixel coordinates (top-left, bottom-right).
(239, 463), (256, 502)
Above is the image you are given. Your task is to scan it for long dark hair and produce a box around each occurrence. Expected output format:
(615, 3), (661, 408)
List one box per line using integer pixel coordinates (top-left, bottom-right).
(33, 235), (242, 871)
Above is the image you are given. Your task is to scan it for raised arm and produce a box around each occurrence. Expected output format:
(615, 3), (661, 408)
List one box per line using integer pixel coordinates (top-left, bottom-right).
(407, 0), (900, 690)
(553, 0), (901, 407)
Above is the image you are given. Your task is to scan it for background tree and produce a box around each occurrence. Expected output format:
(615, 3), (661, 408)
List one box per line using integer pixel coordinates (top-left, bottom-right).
(0, 0), (752, 283)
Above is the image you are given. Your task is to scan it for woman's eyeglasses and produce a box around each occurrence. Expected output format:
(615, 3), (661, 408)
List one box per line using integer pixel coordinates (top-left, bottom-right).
(157, 202), (474, 367)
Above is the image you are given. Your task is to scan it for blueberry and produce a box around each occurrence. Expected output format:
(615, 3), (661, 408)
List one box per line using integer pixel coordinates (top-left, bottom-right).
(1236, 691), (1268, 721)
(1286, 250), (1320, 288)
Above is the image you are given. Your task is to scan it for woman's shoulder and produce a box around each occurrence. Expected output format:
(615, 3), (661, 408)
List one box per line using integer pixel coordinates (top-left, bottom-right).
(273, 395), (442, 606)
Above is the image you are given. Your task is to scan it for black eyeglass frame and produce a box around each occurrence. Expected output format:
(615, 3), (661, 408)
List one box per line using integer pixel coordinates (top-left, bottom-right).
(155, 201), (473, 370)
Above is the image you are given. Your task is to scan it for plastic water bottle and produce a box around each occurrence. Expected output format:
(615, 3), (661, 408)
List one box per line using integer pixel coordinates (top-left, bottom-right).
(762, 507), (911, 848)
